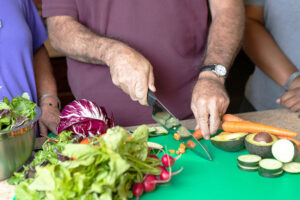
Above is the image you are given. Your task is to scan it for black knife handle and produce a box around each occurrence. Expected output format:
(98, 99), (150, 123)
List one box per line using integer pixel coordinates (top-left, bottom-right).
(147, 90), (156, 106)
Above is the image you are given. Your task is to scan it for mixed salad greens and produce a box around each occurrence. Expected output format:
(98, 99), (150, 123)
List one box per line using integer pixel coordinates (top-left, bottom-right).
(9, 125), (162, 200)
(0, 93), (36, 132)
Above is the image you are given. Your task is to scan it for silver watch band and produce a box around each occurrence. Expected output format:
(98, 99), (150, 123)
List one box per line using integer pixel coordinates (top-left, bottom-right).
(284, 71), (300, 91)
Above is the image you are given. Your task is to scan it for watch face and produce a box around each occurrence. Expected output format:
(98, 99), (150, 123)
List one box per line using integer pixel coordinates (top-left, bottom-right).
(215, 65), (227, 76)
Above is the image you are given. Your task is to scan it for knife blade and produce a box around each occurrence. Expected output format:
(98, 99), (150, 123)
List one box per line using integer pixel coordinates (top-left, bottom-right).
(147, 91), (213, 161)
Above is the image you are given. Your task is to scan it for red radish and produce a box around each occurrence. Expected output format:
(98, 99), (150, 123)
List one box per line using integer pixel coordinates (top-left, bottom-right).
(161, 154), (181, 167)
(132, 183), (144, 200)
(160, 169), (170, 181)
(143, 175), (157, 193)
(158, 167), (183, 182)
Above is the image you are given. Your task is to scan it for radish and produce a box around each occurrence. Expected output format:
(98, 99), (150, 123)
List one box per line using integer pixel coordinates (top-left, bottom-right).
(132, 183), (144, 200)
(161, 154), (181, 167)
(143, 175), (157, 193)
(158, 167), (183, 182)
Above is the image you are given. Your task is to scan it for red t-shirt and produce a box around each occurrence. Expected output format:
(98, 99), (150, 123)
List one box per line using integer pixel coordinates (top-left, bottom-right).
(43, 0), (209, 126)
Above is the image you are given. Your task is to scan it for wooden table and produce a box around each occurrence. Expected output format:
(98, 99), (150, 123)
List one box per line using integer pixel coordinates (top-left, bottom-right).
(1, 109), (300, 200)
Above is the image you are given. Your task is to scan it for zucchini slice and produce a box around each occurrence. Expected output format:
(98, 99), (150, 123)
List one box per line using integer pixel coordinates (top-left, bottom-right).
(238, 154), (262, 167)
(258, 169), (284, 178)
(259, 159), (283, 174)
(237, 163), (259, 172)
(147, 142), (163, 150)
(283, 162), (300, 174)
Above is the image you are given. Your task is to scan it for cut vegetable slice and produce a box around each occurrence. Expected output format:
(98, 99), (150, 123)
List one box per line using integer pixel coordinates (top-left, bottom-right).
(258, 169), (284, 178)
(237, 163), (259, 172)
(238, 154), (262, 167)
(272, 139), (297, 163)
(283, 162), (300, 174)
(259, 159), (283, 174)
(147, 142), (163, 150)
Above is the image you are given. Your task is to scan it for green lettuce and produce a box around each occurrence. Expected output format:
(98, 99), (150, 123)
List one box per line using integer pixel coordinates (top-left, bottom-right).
(0, 93), (36, 132)
(13, 125), (161, 200)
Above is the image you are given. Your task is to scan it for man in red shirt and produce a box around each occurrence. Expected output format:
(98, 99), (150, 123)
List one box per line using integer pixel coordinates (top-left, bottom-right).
(43, 0), (244, 139)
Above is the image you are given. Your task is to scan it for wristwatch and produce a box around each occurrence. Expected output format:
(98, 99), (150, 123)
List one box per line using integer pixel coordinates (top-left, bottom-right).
(199, 64), (227, 78)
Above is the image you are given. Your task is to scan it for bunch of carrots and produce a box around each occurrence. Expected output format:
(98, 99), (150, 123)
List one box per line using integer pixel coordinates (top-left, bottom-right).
(221, 114), (300, 147)
(172, 114), (299, 148)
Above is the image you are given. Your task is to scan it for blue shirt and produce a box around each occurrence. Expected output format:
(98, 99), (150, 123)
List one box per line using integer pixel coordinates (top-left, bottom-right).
(0, 0), (47, 102)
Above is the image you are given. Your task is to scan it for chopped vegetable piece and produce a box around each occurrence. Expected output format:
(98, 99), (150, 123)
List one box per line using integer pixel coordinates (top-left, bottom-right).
(79, 138), (91, 145)
(278, 136), (300, 147)
(283, 162), (300, 174)
(169, 149), (175, 154)
(192, 129), (203, 140)
(178, 148), (185, 154)
(187, 140), (196, 149)
(237, 154), (261, 167)
(180, 143), (186, 150)
(174, 133), (181, 141)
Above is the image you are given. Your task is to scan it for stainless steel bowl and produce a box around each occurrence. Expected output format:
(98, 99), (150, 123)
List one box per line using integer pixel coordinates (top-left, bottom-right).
(0, 106), (41, 180)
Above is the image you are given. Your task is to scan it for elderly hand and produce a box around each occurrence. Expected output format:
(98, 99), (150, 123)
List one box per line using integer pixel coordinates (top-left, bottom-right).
(191, 71), (229, 140)
(106, 43), (156, 105)
(39, 103), (60, 136)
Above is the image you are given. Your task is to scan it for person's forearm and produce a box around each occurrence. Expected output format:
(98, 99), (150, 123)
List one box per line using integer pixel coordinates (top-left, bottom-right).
(47, 16), (120, 65)
(203, 0), (245, 71)
(243, 19), (297, 87)
(34, 45), (58, 101)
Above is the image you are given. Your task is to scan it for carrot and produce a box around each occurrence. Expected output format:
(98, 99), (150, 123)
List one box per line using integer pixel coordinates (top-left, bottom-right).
(169, 149), (176, 154)
(180, 143), (186, 150)
(218, 131), (232, 135)
(222, 114), (246, 122)
(278, 136), (300, 147)
(187, 140), (196, 149)
(222, 121), (298, 137)
(80, 138), (91, 145)
(178, 148), (185, 154)
(192, 129), (203, 140)
(174, 133), (181, 141)
(128, 135), (132, 140)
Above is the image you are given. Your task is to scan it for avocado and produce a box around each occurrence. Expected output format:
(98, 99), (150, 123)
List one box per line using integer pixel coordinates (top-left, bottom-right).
(211, 132), (248, 152)
(245, 133), (278, 158)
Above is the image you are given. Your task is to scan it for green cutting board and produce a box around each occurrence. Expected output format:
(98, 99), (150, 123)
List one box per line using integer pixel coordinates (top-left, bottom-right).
(143, 133), (300, 200)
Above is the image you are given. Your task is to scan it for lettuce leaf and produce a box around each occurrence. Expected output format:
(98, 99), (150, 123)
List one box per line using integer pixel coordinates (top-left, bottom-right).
(0, 93), (36, 132)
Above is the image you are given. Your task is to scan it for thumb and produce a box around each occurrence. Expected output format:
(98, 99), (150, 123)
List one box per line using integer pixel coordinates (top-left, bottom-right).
(148, 68), (156, 92)
(276, 98), (280, 104)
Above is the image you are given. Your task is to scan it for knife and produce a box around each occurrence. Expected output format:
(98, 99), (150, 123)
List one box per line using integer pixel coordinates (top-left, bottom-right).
(147, 91), (213, 161)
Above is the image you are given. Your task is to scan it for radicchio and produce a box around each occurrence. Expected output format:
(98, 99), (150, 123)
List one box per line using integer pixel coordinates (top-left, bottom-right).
(57, 99), (114, 138)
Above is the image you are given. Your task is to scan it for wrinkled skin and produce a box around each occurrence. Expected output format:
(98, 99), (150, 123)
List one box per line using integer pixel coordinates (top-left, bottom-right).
(107, 43), (156, 105)
(191, 71), (229, 139)
(39, 105), (60, 136)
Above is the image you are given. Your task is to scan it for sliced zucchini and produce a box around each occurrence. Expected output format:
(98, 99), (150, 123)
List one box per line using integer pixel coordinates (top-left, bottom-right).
(283, 162), (300, 174)
(148, 126), (168, 136)
(259, 159), (283, 174)
(238, 163), (259, 172)
(238, 154), (262, 167)
(258, 169), (284, 178)
(147, 142), (163, 150)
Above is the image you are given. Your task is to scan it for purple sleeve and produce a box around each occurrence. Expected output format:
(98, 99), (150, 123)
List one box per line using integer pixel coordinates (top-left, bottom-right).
(23, 0), (48, 52)
(42, 0), (78, 19)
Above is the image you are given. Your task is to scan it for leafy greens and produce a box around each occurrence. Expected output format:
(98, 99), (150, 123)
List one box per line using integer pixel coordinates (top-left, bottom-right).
(10, 125), (161, 200)
(0, 93), (36, 132)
